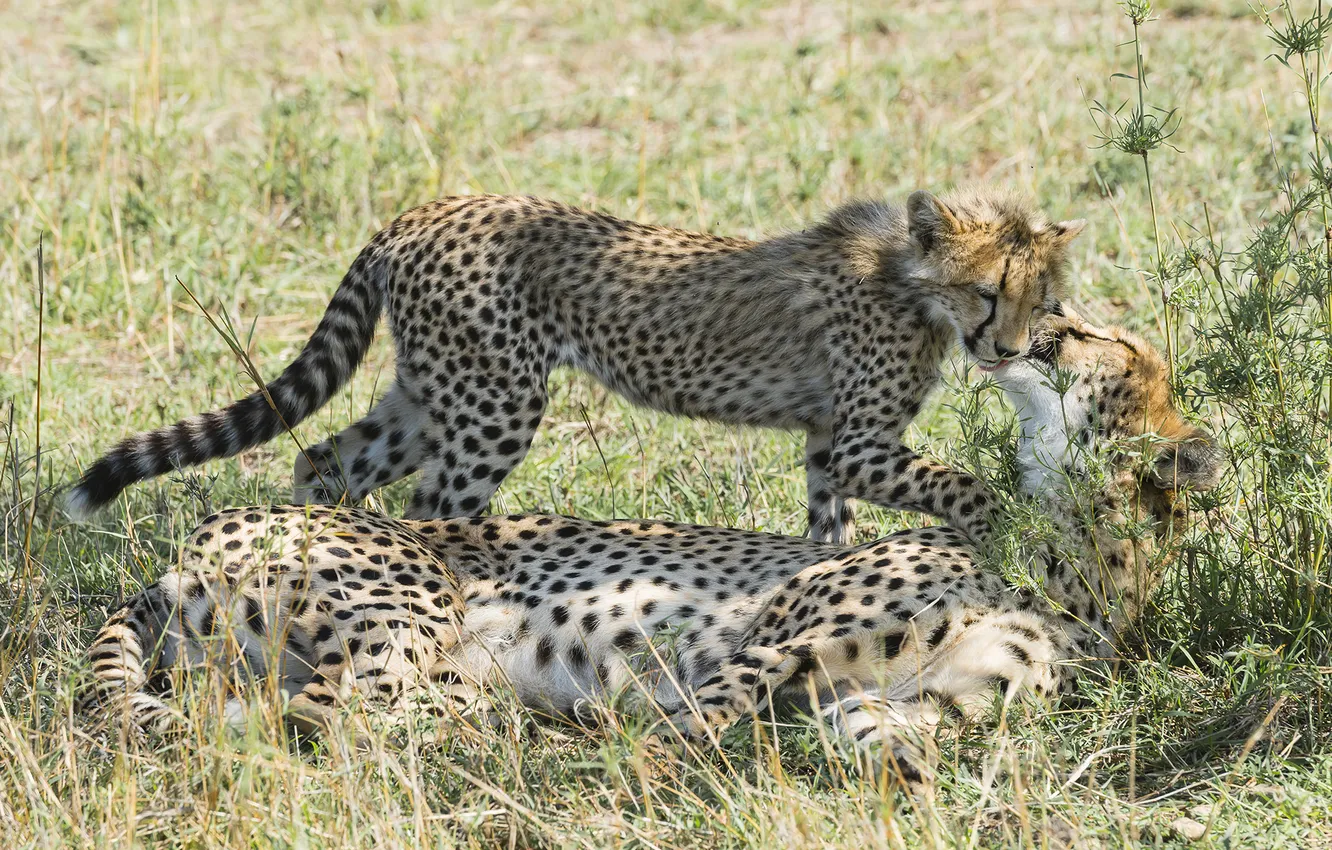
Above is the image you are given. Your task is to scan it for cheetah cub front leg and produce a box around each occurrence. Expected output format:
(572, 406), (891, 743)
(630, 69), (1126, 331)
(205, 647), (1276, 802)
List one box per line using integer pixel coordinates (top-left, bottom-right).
(805, 431), (857, 545)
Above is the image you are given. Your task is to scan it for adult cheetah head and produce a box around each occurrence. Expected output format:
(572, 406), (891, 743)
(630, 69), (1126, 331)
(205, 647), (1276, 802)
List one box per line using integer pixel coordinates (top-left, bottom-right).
(906, 187), (1086, 371)
(991, 307), (1224, 504)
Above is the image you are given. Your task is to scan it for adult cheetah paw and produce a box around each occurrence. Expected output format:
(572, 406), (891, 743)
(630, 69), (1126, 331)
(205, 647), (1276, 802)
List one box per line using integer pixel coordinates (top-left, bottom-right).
(657, 705), (729, 749)
(849, 727), (940, 789)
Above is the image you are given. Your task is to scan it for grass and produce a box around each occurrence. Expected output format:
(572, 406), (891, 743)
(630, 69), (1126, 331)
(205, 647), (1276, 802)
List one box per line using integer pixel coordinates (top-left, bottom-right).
(3, 0), (1332, 845)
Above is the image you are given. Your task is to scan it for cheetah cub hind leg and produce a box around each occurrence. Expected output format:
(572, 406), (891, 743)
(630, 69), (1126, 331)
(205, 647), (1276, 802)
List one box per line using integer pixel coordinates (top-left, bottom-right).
(294, 383), (426, 504)
(805, 430), (857, 545)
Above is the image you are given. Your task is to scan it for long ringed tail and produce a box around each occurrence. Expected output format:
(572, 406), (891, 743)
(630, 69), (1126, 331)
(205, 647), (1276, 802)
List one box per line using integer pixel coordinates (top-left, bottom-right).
(66, 242), (386, 519)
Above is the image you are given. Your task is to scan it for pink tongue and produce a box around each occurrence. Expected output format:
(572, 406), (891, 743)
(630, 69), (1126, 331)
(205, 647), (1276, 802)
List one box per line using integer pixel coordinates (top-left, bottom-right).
(977, 360), (1009, 373)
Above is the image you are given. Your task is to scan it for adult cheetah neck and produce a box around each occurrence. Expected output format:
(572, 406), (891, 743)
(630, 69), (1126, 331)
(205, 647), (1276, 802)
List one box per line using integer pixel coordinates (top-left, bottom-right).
(1024, 508), (1166, 657)
(1002, 368), (1173, 652)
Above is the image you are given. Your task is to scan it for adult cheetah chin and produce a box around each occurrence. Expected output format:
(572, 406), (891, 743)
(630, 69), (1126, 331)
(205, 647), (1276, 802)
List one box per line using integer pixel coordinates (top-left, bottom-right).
(77, 309), (1222, 783)
(66, 190), (1085, 544)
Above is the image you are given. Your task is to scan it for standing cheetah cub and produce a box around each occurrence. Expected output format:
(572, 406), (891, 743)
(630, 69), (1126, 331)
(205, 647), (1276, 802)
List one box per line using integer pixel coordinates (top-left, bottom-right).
(68, 190), (1085, 543)
(79, 309), (1221, 777)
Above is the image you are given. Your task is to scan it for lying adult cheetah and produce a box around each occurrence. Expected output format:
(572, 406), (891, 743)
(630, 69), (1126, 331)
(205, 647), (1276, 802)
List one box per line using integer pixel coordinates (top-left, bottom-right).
(67, 189), (1085, 543)
(79, 309), (1221, 776)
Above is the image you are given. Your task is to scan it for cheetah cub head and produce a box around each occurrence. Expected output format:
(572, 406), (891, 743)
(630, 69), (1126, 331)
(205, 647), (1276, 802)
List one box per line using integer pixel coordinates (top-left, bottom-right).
(905, 187), (1086, 371)
(992, 306), (1224, 502)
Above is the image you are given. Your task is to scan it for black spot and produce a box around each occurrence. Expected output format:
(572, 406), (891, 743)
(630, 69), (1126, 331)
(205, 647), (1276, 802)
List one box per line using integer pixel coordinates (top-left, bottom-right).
(1003, 641), (1032, 664)
(926, 621), (950, 650)
(882, 631), (908, 659)
(535, 636), (554, 666)
(244, 598), (265, 634)
(566, 643), (587, 668)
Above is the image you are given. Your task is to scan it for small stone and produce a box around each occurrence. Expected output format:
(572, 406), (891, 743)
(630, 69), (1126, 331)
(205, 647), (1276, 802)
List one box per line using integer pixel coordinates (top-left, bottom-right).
(1189, 803), (1214, 821)
(1243, 783), (1288, 802)
(1170, 816), (1207, 841)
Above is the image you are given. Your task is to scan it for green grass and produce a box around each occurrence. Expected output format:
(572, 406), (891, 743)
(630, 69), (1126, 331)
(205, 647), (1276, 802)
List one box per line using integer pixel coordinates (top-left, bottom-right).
(3, 0), (1332, 846)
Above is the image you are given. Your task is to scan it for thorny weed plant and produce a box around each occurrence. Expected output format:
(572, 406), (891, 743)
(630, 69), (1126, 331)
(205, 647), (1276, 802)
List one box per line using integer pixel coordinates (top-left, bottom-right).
(1088, 0), (1183, 365)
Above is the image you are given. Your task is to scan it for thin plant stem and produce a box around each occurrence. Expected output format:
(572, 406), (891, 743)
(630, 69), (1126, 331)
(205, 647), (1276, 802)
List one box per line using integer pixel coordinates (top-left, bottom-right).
(1130, 10), (1173, 372)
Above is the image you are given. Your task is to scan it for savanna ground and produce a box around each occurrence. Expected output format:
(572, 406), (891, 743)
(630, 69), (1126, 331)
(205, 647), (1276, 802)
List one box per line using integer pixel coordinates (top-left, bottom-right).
(3, 0), (1332, 846)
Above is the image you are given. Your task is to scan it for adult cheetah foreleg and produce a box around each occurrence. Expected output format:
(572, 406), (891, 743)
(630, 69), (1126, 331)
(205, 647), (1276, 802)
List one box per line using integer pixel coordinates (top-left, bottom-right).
(664, 548), (1063, 763)
(817, 610), (1068, 781)
(820, 689), (943, 782)
(665, 646), (801, 742)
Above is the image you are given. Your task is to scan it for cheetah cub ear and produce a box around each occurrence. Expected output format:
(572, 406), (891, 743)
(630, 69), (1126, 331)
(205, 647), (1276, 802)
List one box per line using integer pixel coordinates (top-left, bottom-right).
(907, 190), (962, 253)
(1151, 426), (1225, 492)
(1044, 219), (1088, 247)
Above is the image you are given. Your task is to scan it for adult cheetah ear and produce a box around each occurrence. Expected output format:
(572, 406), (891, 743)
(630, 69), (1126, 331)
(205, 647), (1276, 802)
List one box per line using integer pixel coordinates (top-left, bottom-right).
(907, 190), (962, 254)
(1151, 427), (1224, 492)
(1045, 219), (1087, 246)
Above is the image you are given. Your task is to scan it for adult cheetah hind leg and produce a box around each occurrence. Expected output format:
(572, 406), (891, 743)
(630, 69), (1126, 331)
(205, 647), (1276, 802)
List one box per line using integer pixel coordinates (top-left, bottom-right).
(293, 383), (425, 505)
(284, 649), (494, 750)
(77, 601), (179, 737)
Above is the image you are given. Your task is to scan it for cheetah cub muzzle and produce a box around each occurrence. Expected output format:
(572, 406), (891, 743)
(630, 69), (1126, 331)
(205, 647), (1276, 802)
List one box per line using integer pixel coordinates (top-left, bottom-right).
(67, 189), (1085, 544)
(79, 308), (1221, 783)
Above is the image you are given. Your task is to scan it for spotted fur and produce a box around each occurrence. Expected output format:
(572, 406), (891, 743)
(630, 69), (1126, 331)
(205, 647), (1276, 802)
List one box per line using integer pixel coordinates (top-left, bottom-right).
(78, 310), (1220, 779)
(66, 190), (1084, 544)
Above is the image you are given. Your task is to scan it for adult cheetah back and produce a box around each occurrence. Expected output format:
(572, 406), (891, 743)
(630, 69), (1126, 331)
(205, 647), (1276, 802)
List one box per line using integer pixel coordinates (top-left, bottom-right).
(65, 239), (389, 518)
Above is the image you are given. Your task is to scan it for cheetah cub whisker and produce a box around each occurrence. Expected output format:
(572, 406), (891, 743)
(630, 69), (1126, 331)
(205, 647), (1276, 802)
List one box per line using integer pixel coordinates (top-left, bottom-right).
(78, 308), (1221, 783)
(66, 190), (1085, 544)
